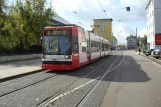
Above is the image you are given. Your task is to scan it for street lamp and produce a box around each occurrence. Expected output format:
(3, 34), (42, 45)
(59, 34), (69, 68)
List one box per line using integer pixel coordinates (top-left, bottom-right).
(90, 25), (99, 28)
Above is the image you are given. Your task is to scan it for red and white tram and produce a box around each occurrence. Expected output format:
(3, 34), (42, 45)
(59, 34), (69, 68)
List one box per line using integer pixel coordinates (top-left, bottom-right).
(42, 24), (110, 70)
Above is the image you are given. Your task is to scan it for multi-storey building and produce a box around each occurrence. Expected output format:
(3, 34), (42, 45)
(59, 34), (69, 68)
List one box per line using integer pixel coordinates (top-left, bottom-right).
(112, 36), (118, 50)
(127, 35), (137, 49)
(93, 19), (113, 45)
(146, 0), (161, 49)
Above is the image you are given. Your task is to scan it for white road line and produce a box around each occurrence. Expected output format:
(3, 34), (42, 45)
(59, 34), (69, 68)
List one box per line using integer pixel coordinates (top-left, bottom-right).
(77, 52), (125, 107)
(69, 52), (118, 86)
(40, 51), (121, 107)
(42, 76), (101, 107)
(108, 51), (126, 73)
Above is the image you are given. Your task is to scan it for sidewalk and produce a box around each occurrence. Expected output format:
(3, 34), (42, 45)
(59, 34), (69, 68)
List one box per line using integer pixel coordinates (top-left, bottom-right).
(101, 51), (161, 107)
(138, 52), (161, 68)
(0, 54), (41, 63)
(0, 59), (42, 82)
(0, 66), (42, 82)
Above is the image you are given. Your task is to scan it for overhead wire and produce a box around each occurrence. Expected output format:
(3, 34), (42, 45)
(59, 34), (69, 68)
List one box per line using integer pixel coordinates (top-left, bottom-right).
(96, 0), (108, 18)
(54, 0), (136, 39)
(55, 0), (89, 26)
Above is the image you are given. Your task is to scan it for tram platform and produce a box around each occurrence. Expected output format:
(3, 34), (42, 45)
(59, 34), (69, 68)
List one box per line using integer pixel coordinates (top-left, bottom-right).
(0, 66), (42, 82)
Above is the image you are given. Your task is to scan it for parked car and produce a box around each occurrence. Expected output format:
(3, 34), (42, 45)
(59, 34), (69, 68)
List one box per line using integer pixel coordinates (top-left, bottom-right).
(153, 47), (161, 59)
(150, 49), (154, 55)
(145, 50), (151, 56)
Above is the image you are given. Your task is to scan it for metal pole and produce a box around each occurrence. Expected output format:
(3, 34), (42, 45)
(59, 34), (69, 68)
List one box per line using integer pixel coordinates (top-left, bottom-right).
(136, 27), (137, 37)
(136, 27), (137, 51)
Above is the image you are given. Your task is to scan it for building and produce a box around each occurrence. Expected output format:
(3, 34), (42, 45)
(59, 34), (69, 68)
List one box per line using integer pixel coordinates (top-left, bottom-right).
(146, 0), (161, 49)
(112, 36), (118, 50)
(93, 19), (113, 45)
(127, 35), (137, 49)
(50, 14), (70, 25)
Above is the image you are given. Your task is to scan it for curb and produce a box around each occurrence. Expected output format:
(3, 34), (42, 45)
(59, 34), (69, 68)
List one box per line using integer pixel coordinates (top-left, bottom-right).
(0, 54), (41, 63)
(139, 54), (161, 69)
(0, 58), (41, 64)
(0, 69), (43, 83)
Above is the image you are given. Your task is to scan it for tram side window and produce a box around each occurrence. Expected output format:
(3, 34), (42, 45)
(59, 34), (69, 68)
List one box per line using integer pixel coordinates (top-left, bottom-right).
(101, 43), (103, 51)
(82, 47), (86, 52)
(105, 44), (109, 51)
(94, 41), (96, 52)
(103, 43), (105, 51)
(87, 39), (90, 52)
(97, 42), (100, 52)
(91, 41), (94, 53)
(102, 43), (104, 51)
(72, 36), (79, 52)
(82, 39), (87, 52)
(94, 41), (97, 52)
(104, 44), (106, 51)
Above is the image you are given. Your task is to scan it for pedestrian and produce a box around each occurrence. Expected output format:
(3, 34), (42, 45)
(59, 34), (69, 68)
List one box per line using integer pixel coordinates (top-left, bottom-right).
(138, 48), (141, 55)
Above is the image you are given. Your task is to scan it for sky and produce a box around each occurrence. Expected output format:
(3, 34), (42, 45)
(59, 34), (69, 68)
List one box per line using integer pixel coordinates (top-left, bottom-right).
(8, 0), (149, 45)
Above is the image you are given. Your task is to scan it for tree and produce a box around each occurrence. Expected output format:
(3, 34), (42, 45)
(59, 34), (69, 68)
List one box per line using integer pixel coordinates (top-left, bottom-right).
(0, 0), (55, 54)
(140, 35), (147, 50)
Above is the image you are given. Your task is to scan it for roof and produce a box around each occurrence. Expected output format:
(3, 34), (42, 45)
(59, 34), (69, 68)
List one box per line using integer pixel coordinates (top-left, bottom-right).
(145, 0), (152, 10)
(51, 14), (71, 25)
(93, 18), (113, 22)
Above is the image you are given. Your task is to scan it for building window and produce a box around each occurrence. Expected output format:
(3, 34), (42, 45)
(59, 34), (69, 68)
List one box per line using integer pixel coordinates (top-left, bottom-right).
(99, 24), (105, 31)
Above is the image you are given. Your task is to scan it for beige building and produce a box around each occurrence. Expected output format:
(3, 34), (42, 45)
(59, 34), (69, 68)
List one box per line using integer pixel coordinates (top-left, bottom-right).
(93, 18), (113, 45)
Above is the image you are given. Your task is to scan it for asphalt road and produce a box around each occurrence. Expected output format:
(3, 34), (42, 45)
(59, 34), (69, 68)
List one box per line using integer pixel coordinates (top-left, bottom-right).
(101, 51), (161, 107)
(0, 50), (161, 107)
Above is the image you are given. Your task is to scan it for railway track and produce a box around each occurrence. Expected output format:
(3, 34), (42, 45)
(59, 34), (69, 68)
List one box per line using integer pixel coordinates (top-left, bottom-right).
(0, 70), (59, 97)
(38, 52), (125, 107)
(0, 52), (124, 107)
(37, 55), (122, 107)
(0, 55), (113, 98)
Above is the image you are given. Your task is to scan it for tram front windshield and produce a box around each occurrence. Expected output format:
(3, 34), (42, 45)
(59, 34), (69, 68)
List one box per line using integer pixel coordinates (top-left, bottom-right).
(43, 30), (72, 55)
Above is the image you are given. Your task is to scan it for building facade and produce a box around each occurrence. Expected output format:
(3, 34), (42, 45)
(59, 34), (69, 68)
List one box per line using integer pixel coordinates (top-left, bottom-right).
(93, 19), (113, 45)
(51, 14), (70, 25)
(112, 36), (118, 50)
(146, 0), (161, 49)
(127, 35), (137, 49)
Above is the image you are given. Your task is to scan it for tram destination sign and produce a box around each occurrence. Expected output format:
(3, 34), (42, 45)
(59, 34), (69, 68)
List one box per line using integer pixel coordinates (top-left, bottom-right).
(44, 30), (71, 36)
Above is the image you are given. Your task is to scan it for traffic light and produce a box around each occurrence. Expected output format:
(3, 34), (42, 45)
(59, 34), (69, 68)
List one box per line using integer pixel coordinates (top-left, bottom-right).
(126, 7), (130, 11)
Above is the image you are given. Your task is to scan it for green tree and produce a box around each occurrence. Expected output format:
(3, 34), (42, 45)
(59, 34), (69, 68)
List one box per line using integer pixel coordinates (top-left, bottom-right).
(0, 0), (54, 53)
(140, 35), (147, 50)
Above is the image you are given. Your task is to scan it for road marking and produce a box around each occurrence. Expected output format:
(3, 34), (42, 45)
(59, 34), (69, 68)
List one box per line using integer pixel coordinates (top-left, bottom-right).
(39, 51), (121, 107)
(41, 76), (101, 107)
(77, 51), (125, 107)
(108, 52), (126, 73)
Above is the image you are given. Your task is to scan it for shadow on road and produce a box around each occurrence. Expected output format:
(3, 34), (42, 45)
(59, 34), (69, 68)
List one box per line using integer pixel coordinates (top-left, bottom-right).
(46, 54), (151, 83)
(102, 55), (151, 82)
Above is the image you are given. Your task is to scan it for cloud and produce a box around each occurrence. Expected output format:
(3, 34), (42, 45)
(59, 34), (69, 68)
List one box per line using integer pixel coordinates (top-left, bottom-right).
(139, 28), (147, 37)
(113, 22), (130, 45)
(49, 0), (149, 45)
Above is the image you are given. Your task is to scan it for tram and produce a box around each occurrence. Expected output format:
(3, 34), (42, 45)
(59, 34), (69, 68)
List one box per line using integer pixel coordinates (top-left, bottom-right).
(42, 24), (110, 70)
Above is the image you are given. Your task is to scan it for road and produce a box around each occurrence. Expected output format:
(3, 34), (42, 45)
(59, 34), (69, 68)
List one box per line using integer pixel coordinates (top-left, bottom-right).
(0, 51), (161, 107)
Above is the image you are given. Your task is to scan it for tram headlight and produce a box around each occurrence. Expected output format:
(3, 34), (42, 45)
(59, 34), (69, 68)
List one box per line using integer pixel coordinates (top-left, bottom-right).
(64, 55), (71, 59)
